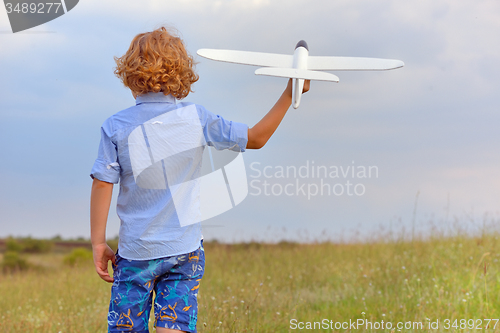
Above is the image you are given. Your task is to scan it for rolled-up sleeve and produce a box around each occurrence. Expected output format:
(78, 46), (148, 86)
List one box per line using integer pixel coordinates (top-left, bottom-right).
(90, 119), (121, 184)
(200, 106), (248, 152)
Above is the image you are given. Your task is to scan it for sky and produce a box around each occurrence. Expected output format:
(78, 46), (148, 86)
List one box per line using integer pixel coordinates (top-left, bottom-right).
(1, 0), (499, 242)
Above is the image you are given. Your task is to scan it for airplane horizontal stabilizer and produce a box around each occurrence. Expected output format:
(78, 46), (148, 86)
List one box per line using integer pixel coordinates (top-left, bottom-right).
(197, 49), (293, 68)
(255, 67), (339, 82)
(308, 56), (404, 71)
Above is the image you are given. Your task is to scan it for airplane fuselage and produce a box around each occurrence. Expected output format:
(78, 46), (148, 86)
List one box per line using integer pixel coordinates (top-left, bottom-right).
(292, 40), (309, 109)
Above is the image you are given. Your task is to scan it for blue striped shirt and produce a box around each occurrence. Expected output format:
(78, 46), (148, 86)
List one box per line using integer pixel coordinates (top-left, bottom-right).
(90, 92), (248, 260)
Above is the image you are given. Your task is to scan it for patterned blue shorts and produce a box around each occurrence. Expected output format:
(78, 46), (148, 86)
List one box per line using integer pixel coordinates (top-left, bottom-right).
(108, 241), (205, 333)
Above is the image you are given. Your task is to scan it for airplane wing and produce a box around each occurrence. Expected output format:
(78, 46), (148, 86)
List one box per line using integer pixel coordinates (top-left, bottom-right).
(308, 56), (404, 71)
(255, 67), (339, 82)
(197, 49), (293, 68)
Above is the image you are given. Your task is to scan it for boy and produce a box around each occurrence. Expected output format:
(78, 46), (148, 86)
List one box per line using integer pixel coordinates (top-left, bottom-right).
(90, 26), (309, 333)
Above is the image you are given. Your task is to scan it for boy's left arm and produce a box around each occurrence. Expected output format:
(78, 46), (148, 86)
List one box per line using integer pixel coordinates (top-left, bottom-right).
(90, 178), (116, 283)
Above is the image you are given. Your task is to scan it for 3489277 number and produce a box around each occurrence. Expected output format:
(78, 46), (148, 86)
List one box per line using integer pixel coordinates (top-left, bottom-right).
(5, 2), (62, 14)
(443, 319), (499, 330)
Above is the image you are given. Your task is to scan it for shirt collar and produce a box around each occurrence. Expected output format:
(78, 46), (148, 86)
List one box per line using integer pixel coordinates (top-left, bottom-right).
(135, 92), (176, 105)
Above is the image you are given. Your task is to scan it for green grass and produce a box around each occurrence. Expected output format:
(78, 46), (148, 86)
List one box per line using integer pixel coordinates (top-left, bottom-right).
(1, 233), (500, 332)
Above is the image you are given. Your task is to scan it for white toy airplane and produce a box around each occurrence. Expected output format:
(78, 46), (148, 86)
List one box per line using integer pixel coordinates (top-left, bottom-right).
(197, 40), (404, 109)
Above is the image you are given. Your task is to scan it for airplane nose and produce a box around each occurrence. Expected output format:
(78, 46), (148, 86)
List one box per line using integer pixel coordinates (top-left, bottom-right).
(295, 40), (308, 50)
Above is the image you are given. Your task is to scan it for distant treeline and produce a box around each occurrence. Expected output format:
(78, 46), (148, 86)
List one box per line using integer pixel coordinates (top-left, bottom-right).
(0, 236), (119, 253)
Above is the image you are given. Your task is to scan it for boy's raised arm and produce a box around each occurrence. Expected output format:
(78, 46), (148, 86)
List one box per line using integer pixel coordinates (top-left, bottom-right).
(246, 79), (310, 149)
(90, 178), (116, 283)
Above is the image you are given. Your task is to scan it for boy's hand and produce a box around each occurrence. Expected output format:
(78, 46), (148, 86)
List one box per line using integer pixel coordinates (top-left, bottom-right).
(285, 78), (311, 98)
(92, 243), (116, 283)
(302, 79), (311, 93)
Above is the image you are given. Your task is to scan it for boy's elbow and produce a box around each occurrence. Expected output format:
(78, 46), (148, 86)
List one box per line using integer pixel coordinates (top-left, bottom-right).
(246, 137), (266, 149)
(247, 128), (266, 149)
(250, 143), (265, 149)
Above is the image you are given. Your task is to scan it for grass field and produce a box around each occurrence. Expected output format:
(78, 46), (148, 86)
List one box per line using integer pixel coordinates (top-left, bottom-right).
(1, 232), (500, 332)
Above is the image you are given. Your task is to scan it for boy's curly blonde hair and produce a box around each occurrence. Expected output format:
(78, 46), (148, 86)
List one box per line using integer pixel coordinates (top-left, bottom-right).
(114, 27), (199, 99)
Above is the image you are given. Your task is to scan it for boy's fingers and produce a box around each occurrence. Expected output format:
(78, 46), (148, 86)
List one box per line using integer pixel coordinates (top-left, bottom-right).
(99, 273), (114, 283)
(95, 263), (108, 275)
(96, 265), (114, 283)
(92, 244), (115, 283)
(303, 80), (310, 93)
